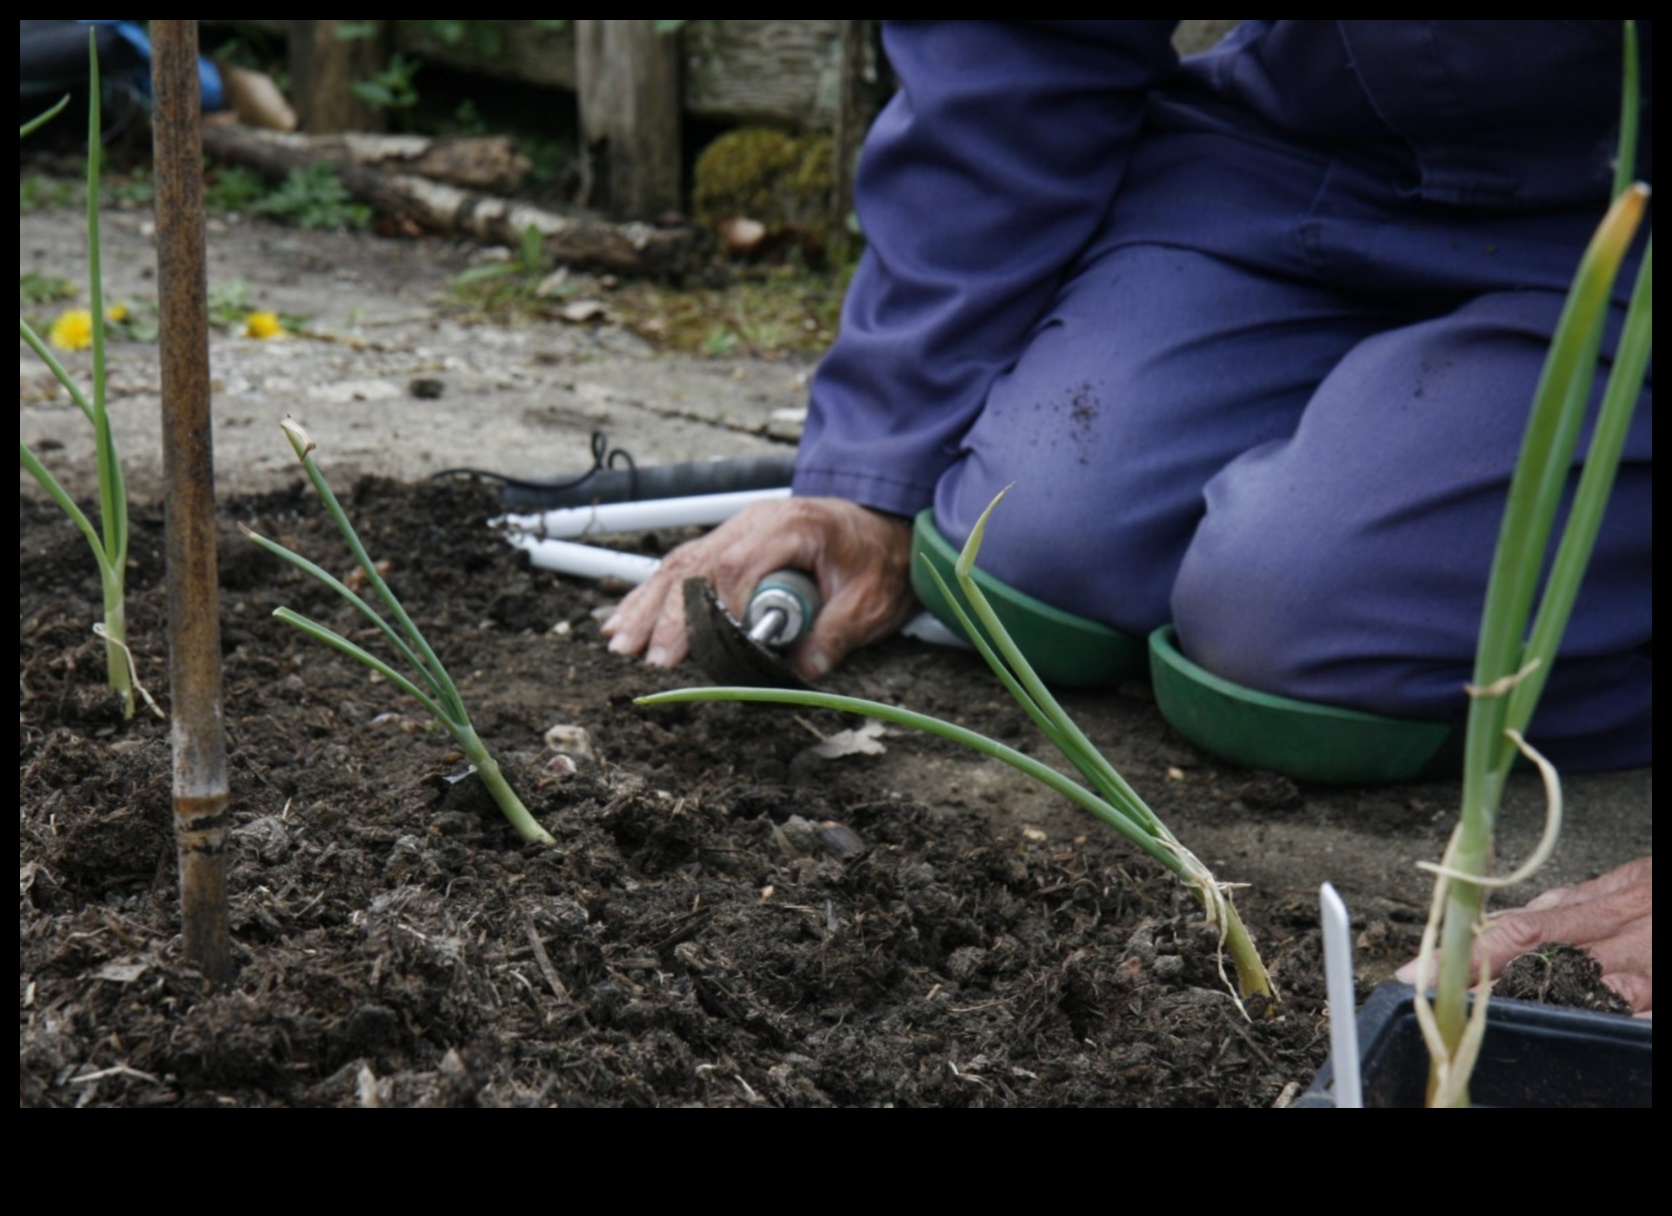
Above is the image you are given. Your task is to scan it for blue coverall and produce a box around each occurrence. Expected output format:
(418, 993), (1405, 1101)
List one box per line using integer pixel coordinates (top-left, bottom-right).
(791, 21), (1653, 773)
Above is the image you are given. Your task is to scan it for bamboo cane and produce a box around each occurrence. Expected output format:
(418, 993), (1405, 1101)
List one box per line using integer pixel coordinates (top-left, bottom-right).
(153, 20), (233, 985)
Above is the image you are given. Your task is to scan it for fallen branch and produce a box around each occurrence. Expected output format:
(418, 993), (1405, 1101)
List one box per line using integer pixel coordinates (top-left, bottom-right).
(206, 127), (530, 190)
(201, 123), (706, 276)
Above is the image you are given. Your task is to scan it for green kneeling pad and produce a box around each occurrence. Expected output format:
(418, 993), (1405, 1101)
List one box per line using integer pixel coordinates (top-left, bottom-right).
(1148, 626), (1460, 784)
(910, 509), (1147, 687)
(911, 509), (1459, 784)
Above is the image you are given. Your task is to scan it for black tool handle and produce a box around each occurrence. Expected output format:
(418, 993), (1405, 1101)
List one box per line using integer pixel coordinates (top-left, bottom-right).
(498, 455), (797, 510)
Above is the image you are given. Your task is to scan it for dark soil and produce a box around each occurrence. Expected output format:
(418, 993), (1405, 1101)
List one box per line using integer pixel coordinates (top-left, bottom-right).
(1497, 943), (1634, 1016)
(9, 478), (1599, 1106)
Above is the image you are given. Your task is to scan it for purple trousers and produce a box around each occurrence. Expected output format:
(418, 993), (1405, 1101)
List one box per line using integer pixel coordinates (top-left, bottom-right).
(931, 121), (1652, 773)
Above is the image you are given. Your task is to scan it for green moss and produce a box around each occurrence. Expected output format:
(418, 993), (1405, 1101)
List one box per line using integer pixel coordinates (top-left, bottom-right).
(692, 127), (834, 231)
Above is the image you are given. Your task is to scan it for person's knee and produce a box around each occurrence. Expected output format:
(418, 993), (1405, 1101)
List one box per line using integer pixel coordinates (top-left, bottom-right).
(1171, 489), (1652, 774)
(1173, 512), (1320, 699)
(1170, 483), (1454, 719)
(936, 472), (1182, 632)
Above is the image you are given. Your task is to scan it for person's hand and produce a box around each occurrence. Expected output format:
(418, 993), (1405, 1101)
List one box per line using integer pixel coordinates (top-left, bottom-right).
(600, 496), (917, 681)
(1397, 856), (1652, 1016)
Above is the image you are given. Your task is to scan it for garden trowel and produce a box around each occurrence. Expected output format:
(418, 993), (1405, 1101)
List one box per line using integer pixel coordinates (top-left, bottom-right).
(682, 570), (821, 689)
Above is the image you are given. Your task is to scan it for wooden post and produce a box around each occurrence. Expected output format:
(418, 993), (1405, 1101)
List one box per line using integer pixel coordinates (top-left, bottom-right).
(151, 21), (234, 987)
(291, 20), (390, 133)
(576, 20), (682, 218)
(832, 20), (884, 260)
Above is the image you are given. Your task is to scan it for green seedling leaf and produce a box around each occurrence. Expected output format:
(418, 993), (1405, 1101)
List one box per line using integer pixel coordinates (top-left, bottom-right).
(939, 490), (1161, 834)
(249, 421), (554, 845)
(18, 35), (133, 718)
(273, 607), (450, 724)
(239, 522), (438, 695)
(1426, 22), (1650, 1105)
(20, 95), (69, 139)
(1613, 21), (1640, 200)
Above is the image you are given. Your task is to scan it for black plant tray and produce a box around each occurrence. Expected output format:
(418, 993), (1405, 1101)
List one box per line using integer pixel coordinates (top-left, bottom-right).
(1300, 982), (1652, 1108)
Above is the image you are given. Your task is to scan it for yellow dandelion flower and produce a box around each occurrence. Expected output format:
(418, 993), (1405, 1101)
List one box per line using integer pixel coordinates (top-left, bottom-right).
(48, 308), (95, 351)
(244, 311), (285, 339)
(105, 301), (129, 323)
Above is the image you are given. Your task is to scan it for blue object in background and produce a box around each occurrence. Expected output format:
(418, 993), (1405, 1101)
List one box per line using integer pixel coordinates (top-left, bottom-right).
(19, 20), (224, 111)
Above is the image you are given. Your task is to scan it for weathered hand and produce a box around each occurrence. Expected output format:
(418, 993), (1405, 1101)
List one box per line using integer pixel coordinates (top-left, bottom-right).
(600, 496), (917, 681)
(1398, 856), (1652, 1016)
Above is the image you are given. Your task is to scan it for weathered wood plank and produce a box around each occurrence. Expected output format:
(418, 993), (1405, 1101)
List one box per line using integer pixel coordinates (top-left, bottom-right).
(831, 21), (882, 256)
(290, 20), (389, 133)
(681, 20), (845, 126)
(396, 21), (579, 92)
(575, 21), (682, 219)
(205, 22), (1242, 136)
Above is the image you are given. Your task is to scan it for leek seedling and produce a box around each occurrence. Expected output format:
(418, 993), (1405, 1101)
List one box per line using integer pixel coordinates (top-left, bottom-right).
(640, 492), (1275, 1013)
(19, 39), (136, 719)
(244, 420), (555, 846)
(1419, 21), (1651, 1107)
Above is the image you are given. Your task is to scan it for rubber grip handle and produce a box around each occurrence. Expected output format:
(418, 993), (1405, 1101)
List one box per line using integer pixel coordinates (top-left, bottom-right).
(499, 455), (797, 510)
(746, 569), (822, 647)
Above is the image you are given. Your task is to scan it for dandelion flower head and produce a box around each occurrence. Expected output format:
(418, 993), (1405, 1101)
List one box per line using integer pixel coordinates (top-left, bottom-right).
(48, 308), (94, 351)
(244, 311), (285, 339)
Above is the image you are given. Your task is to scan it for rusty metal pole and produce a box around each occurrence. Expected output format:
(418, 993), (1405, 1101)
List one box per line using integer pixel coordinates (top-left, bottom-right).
(151, 21), (233, 986)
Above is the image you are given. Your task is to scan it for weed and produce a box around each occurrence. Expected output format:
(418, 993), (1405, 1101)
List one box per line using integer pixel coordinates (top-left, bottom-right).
(203, 165), (268, 212)
(105, 165), (155, 208)
(352, 51), (422, 114)
(448, 224), (555, 311)
(252, 163), (372, 231)
(19, 272), (78, 306)
(207, 280), (255, 327)
(700, 327), (741, 357)
(106, 298), (159, 343)
(522, 135), (572, 187)
(202, 280), (307, 335)
(439, 99), (488, 138)
(20, 174), (76, 213)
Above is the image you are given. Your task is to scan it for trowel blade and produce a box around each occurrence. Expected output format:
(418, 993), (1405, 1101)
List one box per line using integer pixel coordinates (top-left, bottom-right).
(682, 577), (810, 690)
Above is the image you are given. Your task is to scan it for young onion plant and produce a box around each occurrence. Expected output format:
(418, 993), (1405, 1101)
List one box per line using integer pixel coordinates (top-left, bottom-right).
(19, 41), (136, 718)
(1419, 21), (1651, 1107)
(640, 492), (1276, 1013)
(243, 420), (555, 846)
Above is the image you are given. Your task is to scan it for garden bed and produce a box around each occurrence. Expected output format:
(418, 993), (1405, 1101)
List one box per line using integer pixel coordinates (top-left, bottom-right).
(20, 208), (1648, 1108)
(22, 478), (1344, 1106)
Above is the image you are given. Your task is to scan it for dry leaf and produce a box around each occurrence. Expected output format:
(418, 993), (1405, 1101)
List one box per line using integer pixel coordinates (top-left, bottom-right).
(807, 719), (888, 759)
(560, 299), (609, 324)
